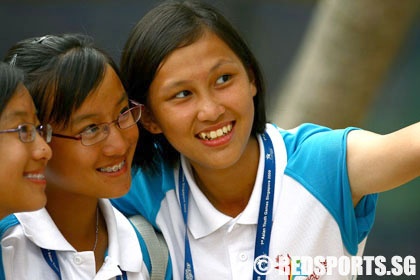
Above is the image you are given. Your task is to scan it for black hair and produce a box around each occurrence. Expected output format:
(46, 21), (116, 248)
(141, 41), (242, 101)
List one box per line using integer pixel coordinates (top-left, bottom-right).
(121, 0), (267, 171)
(3, 34), (122, 130)
(0, 61), (25, 116)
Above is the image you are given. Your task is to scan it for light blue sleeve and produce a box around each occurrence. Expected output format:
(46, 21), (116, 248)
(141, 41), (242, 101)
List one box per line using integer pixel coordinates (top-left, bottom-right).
(279, 123), (378, 255)
(111, 159), (176, 229)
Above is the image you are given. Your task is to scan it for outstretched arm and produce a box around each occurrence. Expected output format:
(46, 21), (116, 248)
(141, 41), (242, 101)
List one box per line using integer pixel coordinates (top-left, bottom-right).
(347, 122), (420, 205)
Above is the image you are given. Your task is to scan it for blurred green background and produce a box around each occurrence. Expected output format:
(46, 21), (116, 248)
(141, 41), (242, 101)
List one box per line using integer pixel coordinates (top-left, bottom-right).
(1, 1), (418, 279)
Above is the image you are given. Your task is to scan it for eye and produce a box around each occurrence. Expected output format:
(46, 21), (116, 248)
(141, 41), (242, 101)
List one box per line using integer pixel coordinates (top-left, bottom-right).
(118, 106), (130, 120)
(120, 105), (130, 114)
(81, 124), (102, 138)
(174, 90), (192, 99)
(216, 74), (231, 85)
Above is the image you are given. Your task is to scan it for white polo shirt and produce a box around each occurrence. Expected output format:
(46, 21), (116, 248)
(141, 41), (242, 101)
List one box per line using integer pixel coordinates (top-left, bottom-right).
(113, 123), (378, 280)
(1, 199), (149, 280)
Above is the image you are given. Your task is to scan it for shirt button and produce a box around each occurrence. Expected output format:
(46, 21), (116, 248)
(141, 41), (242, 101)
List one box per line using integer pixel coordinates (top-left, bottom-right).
(239, 253), (248, 262)
(73, 255), (83, 265)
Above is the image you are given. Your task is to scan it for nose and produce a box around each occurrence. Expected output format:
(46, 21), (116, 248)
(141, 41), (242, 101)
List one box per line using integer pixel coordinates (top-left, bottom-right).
(33, 135), (53, 161)
(196, 94), (225, 122)
(102, 123), (138, 156)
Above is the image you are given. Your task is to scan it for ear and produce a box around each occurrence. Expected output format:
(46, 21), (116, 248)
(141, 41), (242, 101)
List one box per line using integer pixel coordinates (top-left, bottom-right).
(140, 107), (162, 134)
(250, 80), (257, 97)
(248, 69), (257, 97)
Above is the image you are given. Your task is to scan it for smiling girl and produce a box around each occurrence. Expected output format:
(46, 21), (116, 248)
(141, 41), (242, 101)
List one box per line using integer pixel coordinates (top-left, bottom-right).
(0, 61), (52, 220)
(112, 1), (420, 279)
(0, 34), (168, 279)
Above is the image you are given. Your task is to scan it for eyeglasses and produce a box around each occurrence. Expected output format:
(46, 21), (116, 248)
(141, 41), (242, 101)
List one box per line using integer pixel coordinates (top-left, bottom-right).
(0, 123), (52, 143)
(52, 100), (143, 146)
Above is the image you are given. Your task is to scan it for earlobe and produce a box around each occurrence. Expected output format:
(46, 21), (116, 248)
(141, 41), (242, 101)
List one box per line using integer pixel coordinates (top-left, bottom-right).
(251, 81), (257, 97)
(140, 108), (162, 134)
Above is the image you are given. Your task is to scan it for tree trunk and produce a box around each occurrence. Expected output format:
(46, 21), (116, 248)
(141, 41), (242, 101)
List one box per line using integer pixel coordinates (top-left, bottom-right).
(272, 0), (419, 129)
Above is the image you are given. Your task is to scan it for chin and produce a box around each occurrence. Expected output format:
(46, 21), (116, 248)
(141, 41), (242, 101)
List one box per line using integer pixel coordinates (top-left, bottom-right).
(109, 182), (131, 198)
(18, 198), (47, 212)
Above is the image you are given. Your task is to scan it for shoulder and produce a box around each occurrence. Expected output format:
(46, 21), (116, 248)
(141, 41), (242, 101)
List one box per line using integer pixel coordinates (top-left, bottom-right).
(0, 214), (20, 239)
(0, 214), (32, 279)
(269, 123), (376, 255)
(0, 214), (25, 249)
(112, 160), (177, 225)
(131, 158), (176, 192)
(271, 123), (358, 159)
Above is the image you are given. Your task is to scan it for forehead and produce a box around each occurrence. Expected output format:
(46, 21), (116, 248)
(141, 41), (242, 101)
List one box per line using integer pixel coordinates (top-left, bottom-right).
(181, 31), (233, 56)
(157, 31), (240, 75)
(0, 86), (35, 123)
(90, 65), (127, 105)
(68, 65), (127, 122)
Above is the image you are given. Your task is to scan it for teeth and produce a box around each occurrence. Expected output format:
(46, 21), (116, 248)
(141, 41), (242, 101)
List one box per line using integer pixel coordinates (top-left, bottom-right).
(198, 124), (232, 140)
(100, 161), (125, 173)
(25, 173), (45, 180)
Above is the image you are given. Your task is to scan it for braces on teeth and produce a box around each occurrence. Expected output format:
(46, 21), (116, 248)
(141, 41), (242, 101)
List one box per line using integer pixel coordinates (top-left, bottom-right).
(100, 161), (125, 172)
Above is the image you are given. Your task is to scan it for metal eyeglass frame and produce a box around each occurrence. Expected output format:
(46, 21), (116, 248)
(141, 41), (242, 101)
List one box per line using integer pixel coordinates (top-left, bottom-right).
(52, 100), (144, 146)
(0, 123), (52, 143)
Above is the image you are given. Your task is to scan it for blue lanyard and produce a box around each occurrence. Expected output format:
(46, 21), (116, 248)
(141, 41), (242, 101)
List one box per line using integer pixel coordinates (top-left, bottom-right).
(178, 131), (276, 280)
(41, 248), (128, 280)
(41, 248), (61, 279)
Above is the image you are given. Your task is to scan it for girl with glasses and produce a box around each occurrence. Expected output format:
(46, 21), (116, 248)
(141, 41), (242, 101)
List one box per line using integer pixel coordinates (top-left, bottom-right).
(0, 34), (170, 279)
(0, 61), (52, 220)
(112, 1), (420, 279)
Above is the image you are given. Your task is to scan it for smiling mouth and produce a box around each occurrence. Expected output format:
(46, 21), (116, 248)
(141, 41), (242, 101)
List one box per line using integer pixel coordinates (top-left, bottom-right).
(99, 161), (125, 173)
(197, 123), (233, 140)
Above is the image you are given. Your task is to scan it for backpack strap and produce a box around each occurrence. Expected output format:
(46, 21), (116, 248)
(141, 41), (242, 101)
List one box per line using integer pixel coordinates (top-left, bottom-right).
(129, 215), (169, 280)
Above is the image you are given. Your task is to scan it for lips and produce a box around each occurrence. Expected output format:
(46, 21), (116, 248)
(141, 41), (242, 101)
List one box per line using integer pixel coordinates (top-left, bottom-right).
(197, 123), (233, 140)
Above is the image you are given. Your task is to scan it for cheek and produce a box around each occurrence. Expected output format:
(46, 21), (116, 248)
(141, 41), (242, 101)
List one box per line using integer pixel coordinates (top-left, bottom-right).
(158, 116), (192, 154)
(128, 125), (139, 144)
(233, 83), (256, 115)
(125, 127), (140, 160)
(157, 112), (188, 139)
(0, 143), (28, 175)
(48, 143), (91, 174)
(0, 157), (23, 184)
(45, 147), (94, 190)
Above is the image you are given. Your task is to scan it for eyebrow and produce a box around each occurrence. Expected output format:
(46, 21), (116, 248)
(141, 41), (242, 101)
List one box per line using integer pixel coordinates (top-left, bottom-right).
(161, 59), (236, 91)
(0, 111), (37, 127)
(71, 93), (128, 125)
(210, 59), (236, 73)
(2, 110), (30, 120)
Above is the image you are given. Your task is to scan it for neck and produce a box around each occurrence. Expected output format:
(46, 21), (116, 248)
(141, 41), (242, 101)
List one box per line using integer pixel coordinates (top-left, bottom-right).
(45, 190), (99, 251)
(190, 136), (260, 217)
(45, 189), (108, 272)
